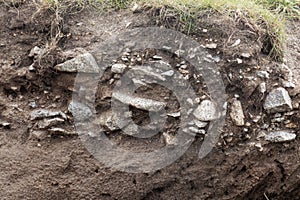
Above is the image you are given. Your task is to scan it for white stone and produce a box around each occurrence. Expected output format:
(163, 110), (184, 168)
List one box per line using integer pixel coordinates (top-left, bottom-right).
(193, 100), (218, 121)
(265, 131), (296, 142)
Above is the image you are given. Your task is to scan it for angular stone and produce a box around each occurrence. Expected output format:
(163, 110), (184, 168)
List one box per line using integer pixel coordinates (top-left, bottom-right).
(68, 101), (92, 121)
(264, 87), (292, 113)
(111, 64), (127, 74)
(265, 131), (296, 142)
(112, 92), (166, 112)
(230, 99), (245, 126)
(193, 119), (208, 128)
(30, 109), (67, 120)
(55, 53), (99, 73)
(193, 100), (218, 121)
(37, 117), (65, 129)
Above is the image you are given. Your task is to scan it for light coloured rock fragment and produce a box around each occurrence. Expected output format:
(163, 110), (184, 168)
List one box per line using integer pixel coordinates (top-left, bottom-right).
(167, 112), (181, 118)
(193, 100), (218, 121)
(30, 109), (67, 120)
(264, 87), (292, 113)
(68, 101), (92, 121)
(37, 117), (65, 129)
(205, 43), (217, 49)
(55, 53), (99, 73)
(163, 132), (178, 145)
(230, 99), (245, 126)
(48, 128), (76, 135)
(111, 64), (127, 74)
(257, 71), (270, 79)
(161, 70), (174, 77)
(193, 119), (208, 128)
(265, 131), (296, 142)
(112, 92), (166, 112)
(95, 110), (131, 131)
(188, 127), (206, 134)
(28, 46), (41, 57)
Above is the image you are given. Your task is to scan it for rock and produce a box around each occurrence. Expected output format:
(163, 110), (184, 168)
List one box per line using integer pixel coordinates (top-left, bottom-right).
(30, 109), (67, 120)
(264, 87), (292, 113)
(0, 122), (11, 129)
(167, 112), (181, 118)
(193, 119), (208, 128)
(112, 92), (166, 112)
(37, 117), (65, 129)
(163, 132), (178, 145)
(265, 130), (296, 142)
(205, 43), (217, 49)
(55, 53), (99, 73)
(30, 130), (47, 140)
(28, 101), (38, 108)
(236, 58), (243, 64)
(241, 53), (251, 58)
(257, 71), (270, 79)
(28, 46), (41, 57)
(258, 82), (267, 94)
(111, 64), (127, 74)
(153, 55), (163, 60)
(48, 128), (76, 135)
(161, 70), (174, 77)
(231, 39), (241, 47)
(95, 110), (131, 131)
(68, 101), (92, 121)
(193, 100), (218, 121)
(230, 99), (245, 126)
(28, 64), (35, 71)
(188, 127), (206, 134)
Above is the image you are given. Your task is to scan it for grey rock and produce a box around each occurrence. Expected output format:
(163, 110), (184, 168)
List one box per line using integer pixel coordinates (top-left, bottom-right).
(193, 100), (218, 121)
(265, 130), (296, 142)
(230, 99), (245, 126)
(257, 71), (270, 79)
(30, 130), (47, 140)
(30, 109), (67, 120)
(95, 110), (131, 131)
(55, 53), (99, 73)
(68, 101), (92, 121)
(264, 87), (292, 113)
(112, 92), (166, 112)
(111, 63), (127, 74)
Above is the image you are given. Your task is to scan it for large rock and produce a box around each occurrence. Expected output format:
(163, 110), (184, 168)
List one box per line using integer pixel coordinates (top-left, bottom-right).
(193, 100), (218, 121)
(230, 99), (245, 126)
(55, 53), (99, 73)
(265, 130), (296, 142)
(264, 87), (292, 113)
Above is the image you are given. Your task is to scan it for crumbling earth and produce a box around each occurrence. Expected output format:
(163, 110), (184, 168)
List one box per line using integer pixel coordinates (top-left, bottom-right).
(0, 2), (299, 200)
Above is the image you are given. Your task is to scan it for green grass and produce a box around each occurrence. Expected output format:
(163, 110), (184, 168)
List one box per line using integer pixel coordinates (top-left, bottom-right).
(40, 0), (300, 61)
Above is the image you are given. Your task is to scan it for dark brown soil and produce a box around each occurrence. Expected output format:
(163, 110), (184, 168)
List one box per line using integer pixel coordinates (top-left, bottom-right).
(0, 1), (299, 200)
